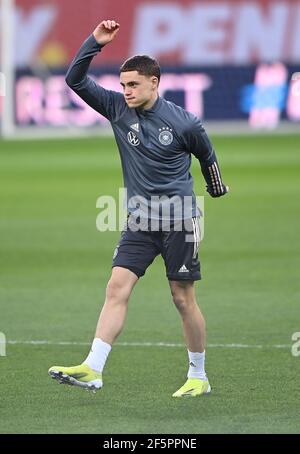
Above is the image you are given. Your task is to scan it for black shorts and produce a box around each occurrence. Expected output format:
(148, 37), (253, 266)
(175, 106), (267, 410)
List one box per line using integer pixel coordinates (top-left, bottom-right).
(112, 216), (201, 281)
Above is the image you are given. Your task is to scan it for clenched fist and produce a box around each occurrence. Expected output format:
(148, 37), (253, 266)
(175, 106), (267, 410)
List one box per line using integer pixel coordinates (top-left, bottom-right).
(93, 20), (120, 46)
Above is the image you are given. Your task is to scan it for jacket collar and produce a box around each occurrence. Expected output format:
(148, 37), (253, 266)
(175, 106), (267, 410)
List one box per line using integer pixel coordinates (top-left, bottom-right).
(136, 96), (162, 115)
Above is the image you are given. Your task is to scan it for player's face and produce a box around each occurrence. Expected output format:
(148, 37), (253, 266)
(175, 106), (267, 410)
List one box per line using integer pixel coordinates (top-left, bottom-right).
(120, 71), (158, 109)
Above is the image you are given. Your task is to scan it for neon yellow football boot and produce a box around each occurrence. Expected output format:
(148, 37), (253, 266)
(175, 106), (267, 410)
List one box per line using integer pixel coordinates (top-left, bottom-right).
(48, 364), (102, 392)
(172, 378), (211, 397)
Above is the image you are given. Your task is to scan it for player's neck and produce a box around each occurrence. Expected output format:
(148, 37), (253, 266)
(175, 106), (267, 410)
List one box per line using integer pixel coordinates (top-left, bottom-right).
(141, 94), (159, 111)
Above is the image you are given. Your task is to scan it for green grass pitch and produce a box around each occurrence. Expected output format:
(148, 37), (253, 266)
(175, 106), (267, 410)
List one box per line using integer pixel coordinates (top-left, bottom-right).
(0, 133), (300, 434)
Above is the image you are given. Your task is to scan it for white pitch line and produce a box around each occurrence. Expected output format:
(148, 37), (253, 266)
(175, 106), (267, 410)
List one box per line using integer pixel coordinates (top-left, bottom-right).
(4, 340), (290, 349)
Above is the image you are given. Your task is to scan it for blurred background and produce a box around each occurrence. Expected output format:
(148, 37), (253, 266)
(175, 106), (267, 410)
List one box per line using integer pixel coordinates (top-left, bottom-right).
(1, 0), (300, 136)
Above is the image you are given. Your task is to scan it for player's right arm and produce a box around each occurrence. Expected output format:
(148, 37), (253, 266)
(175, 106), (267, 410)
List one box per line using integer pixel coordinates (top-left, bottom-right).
(65, 20), (124, 121)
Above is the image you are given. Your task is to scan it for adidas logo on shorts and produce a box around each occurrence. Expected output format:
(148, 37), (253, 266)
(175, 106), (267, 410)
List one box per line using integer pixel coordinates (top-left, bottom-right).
(178, 264), (189, 273)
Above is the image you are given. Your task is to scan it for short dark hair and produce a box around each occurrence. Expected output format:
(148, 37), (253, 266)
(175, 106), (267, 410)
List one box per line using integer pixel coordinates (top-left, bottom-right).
(120, 55), (161, 83)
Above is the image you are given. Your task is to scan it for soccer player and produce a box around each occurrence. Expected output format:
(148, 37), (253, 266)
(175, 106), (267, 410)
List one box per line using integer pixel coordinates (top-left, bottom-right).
(48, 20), (228, 397)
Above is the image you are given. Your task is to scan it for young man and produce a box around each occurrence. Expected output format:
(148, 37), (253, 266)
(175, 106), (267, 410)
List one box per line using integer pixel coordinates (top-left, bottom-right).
(48, 20), (228, 397)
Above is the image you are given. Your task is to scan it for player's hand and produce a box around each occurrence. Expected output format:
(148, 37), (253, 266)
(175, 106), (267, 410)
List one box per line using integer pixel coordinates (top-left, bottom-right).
(207, 184), (229, 198)
(93, 20), (120, 46)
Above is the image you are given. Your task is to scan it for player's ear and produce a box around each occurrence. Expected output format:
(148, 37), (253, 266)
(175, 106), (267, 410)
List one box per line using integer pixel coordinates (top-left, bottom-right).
(151, 76), (158, 89)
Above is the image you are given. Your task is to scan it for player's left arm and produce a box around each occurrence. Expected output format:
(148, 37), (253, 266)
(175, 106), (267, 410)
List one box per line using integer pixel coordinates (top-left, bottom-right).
(183, 117), (229, 198)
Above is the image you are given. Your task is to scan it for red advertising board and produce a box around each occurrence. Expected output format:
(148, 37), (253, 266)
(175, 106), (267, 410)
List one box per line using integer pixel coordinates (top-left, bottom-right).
(6, 0), (300, 67)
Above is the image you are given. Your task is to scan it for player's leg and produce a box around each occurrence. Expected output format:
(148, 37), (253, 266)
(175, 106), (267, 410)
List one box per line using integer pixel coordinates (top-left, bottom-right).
(95, 266), (138, 344)
(169, 280), (211, 397)
(169, 280), (205, 353)
(48, 267), (138, 392)
(161, 217), (211, 396)
(48, 217), (159, 391)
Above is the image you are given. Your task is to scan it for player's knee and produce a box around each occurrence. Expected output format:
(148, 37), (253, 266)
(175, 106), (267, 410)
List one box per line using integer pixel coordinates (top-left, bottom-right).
(105, 278), (129, 304)
(172, 295), (193, 314)
(170, 281), (196, 314)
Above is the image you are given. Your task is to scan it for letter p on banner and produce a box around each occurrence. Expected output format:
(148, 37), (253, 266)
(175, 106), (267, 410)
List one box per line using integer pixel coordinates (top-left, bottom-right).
(0, 332), (6, 356)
